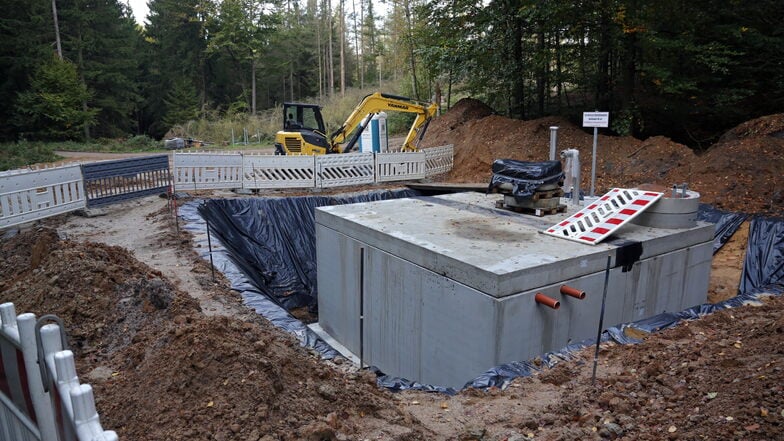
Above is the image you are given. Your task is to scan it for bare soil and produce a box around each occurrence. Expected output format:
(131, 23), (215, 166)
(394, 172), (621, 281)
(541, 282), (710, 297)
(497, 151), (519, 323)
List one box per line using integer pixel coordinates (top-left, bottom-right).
(422, 99), (784, 215)
(2, 100), (783, 440)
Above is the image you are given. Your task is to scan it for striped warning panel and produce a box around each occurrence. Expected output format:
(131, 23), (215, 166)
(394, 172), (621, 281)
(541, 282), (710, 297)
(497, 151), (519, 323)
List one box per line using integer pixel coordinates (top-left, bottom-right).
(543, 188), (663, 245)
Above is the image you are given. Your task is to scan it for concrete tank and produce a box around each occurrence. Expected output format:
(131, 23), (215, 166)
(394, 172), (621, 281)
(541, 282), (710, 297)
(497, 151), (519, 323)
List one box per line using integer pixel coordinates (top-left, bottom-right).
(313, 192), (713, 388)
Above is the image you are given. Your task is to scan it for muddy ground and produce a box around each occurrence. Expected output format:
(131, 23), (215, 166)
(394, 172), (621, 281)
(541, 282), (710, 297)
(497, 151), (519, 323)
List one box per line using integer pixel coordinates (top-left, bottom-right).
(1, 102), (783, 440)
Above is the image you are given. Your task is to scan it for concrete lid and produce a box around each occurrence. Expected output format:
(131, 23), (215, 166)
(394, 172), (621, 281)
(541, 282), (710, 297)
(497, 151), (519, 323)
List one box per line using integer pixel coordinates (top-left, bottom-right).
(315, 192), (714, 298)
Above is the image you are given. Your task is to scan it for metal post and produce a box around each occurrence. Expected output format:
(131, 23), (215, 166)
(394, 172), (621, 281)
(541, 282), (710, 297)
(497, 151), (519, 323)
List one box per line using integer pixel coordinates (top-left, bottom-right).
(205, 219), (215, 282)
(590, 127), (598, 196)
(549, 126), (559, 161)
(592, 254), (612, 385)
(231, 128), (235, 145)
(359, 247), (365, 369)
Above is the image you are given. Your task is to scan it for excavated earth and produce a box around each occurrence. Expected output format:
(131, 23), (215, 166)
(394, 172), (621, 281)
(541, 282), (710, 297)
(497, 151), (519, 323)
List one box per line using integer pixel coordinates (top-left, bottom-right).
(1, 100), (783, 440)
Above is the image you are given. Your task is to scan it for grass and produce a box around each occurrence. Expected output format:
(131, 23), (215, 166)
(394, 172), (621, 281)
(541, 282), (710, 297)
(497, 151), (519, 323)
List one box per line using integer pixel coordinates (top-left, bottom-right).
(0, 142), (61, 171)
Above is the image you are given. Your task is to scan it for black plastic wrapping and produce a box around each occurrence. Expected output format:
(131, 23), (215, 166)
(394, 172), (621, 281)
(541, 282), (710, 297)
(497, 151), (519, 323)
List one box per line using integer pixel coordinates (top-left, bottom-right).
(196, 189), (419, 311)
(487, 159), (564, 198)
(739, 215), (784, 295)
(179, 201), (340, 358)
(697, 204), (748, 254)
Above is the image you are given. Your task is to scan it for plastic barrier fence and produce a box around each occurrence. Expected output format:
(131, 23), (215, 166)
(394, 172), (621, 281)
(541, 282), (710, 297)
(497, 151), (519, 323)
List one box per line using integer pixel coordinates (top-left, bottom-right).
(0, 165), (86, 229)
(315, 153), (376, 188)
(424, 144), (454, 177)
(173, 146), (452, 191)
(0, 146), (453, 229)
(173, 151), (243, 190)
(375, 151), (427, 182)
(81, 155), (170, 207)
(0, 303), (117, 441)
(244, 154), (316, 189)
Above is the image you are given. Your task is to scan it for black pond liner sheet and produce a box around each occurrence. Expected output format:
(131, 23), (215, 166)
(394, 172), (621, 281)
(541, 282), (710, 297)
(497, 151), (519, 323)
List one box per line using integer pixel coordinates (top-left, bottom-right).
(180, 193), (781, 394)
(696, 204), (748, 254)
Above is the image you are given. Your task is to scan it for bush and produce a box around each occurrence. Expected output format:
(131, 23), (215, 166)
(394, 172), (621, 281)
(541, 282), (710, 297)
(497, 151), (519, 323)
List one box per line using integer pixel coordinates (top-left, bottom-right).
(0, 142), (60, 171)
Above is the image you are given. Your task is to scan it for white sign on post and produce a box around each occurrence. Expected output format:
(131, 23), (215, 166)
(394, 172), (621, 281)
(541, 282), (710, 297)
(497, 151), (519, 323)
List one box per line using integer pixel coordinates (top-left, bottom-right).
(583, 111), (610, 196)
(582, 112), (610, 128)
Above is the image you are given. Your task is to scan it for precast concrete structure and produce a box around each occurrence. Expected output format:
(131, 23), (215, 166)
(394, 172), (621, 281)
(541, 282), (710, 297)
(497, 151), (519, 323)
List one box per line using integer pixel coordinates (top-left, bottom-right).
(314, 192), (713, 388)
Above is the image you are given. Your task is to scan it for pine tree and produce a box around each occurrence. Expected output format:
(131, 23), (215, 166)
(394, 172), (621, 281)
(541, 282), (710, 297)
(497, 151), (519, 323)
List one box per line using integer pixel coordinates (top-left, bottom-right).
(14, 56), (97, 140)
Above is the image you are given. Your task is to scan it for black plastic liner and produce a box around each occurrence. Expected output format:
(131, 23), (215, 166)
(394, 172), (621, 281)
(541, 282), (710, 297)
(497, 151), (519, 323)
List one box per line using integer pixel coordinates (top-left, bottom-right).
(487, 159), (564, 198)
(739, 215), (784, 295)
(696, 204), (748, 254)
(179, 201), (341, 358)
(196, 189), (419, 312)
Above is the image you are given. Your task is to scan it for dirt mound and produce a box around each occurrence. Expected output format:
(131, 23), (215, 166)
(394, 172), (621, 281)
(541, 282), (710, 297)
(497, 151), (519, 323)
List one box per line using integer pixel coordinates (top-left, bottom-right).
(0, 228), (200, 358)
(0, 227), (428, 440)
(535, 294), (784, 440)
(99, 315), (425, 440)
(718, 113), (784, 142)
(436, 98), (494, 130)
(424, 101), (782, 214)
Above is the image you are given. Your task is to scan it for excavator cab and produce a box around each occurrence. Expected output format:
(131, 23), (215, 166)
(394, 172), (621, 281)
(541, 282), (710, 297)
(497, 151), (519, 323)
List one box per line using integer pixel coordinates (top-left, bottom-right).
(274, 103), (330, 155)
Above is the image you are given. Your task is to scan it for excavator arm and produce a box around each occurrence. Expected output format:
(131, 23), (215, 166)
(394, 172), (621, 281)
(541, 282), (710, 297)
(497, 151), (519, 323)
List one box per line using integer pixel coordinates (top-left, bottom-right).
(330, 92), (438, 153)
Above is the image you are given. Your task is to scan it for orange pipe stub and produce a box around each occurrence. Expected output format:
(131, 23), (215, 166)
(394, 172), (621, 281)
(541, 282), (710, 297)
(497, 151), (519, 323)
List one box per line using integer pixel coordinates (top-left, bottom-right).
(560, 285), (586, 299)
(535, 293), (560, 309)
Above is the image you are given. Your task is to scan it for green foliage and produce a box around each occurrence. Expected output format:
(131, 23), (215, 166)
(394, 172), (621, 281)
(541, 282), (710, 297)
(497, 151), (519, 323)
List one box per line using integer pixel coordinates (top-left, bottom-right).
(162, 77), (200, 127)
(125, 135), (159, 149)
(14, 57), (97, 140)
(0, 142), (61, 171)
(2, 0), (782, 147)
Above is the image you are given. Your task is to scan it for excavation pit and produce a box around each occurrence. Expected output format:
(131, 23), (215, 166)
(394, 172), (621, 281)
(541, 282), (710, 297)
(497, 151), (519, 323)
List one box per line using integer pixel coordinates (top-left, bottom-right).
(313, 192), (714, 388)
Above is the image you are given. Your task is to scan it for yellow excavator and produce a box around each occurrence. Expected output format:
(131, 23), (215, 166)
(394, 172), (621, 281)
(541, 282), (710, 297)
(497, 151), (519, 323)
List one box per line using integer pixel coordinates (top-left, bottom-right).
(274, 92), (438, 155)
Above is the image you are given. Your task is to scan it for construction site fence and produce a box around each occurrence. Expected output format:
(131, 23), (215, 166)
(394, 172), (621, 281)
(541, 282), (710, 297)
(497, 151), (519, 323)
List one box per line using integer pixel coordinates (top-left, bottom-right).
(0, 145), (453, 230)
(172, 145), (454, 191)
(0, 164), (86, 230)
(0, 303), (118, 441)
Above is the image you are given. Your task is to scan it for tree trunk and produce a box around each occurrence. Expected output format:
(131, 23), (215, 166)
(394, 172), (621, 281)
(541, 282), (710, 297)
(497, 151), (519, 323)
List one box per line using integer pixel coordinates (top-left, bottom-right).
(76, 29), (90, 139)
(327, 0), (334, 97)
(317, 1), (323, 98)
(554, 30), (563, 112)
(251, 59), (257, 115)
(403, 0), (418, 98)
(353, 0), (361, 89)
(51, 0), (62, 59)
(536, 29), (546, 116)
(289, 63), (294, 101)
(511, 13), (525, 118)
(339, 0), (345, 96)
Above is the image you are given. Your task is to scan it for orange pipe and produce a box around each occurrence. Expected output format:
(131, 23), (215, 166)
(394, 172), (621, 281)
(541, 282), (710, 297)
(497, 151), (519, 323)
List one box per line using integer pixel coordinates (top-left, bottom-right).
(535, 293), (560, 309)
(560, 285), (586, 300)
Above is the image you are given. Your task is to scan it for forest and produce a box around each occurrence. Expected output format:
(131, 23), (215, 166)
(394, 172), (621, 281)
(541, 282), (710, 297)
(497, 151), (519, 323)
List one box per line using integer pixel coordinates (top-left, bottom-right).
(1, 0), (782, 147)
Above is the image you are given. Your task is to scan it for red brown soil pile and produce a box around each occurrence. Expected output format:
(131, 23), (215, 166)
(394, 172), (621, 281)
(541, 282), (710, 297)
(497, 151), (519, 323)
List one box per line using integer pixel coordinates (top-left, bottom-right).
(0, 228), (200, 357)
(718, 113), (784, 142)
(423, 100), (782, 214)
(0, 229), (427, 441)
(534, 294), (784, 440)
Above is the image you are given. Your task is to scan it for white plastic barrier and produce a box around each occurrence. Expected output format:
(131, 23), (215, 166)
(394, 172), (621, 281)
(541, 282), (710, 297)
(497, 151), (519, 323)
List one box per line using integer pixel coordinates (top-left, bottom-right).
(315, 153), (376, 188)
(172, 152), (243, 190)
(375, 151), (426, 182)
(0, 165), (86, 229)
(0, 303), (117, 441)
(243, 154), (316, 189)
(424, 144), (454, 177)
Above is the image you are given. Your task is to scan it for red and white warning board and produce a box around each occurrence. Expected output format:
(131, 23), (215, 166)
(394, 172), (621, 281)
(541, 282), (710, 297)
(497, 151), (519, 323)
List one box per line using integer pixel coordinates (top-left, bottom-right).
(543, 188), (663, 245)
